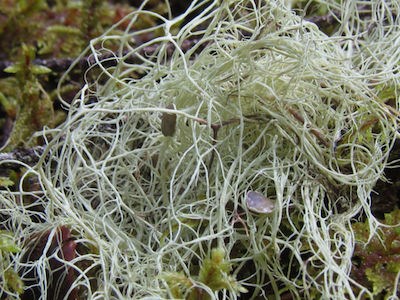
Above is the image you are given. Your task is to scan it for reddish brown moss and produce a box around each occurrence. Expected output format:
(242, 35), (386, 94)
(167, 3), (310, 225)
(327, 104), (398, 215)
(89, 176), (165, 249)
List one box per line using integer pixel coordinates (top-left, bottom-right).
(351, 210), (400, 297)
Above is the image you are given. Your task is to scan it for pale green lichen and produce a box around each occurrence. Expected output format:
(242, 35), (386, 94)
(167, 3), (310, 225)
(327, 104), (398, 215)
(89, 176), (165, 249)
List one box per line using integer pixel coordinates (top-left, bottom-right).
(0, 0), (399, 299)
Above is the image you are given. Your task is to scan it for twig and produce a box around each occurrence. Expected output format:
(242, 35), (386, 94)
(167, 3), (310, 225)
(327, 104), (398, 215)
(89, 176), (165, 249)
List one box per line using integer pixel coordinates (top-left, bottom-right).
(286, 106), (329, 147)
(306, 12), (339, 29)
(0, 146), (45, 167)
(0, 39), (203, 79)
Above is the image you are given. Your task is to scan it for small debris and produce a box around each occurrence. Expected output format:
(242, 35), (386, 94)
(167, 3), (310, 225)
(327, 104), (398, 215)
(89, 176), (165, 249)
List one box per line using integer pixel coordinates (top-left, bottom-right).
(246, 191), (275, 214)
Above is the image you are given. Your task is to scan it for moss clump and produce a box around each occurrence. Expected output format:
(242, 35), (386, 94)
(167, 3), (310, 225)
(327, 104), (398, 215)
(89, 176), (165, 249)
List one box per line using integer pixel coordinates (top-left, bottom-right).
(162, 248), (247, 299)
(0, 230), (23, 297)
(352, 210), (400, 298)
(2, 44), (55, 151)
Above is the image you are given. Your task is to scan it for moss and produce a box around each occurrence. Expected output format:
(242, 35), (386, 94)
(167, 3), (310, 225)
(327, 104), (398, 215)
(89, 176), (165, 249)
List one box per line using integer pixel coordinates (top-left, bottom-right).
(0, 230), (24, 296)
(162, 247), (247, 299)
(2, 45), (54, 151)
(351, 210), (400, 298)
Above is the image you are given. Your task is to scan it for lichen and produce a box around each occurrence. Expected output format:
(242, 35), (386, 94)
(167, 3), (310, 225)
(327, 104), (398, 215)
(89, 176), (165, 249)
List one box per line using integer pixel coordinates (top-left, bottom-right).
(0, 0), (399, 299)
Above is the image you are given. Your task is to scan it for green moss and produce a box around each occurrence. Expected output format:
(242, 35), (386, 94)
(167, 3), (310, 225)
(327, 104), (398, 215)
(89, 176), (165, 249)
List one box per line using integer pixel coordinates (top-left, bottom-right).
(351, 210), (400, 298)
(0, 230), (24, 296)
(2, 44), (54, 151)
(0, 0), (47, 56)
(162, 248), (247, 299)
(38, 25), (84, 57)
(0, 231), (21, 253)
(0, 177), (14, 188)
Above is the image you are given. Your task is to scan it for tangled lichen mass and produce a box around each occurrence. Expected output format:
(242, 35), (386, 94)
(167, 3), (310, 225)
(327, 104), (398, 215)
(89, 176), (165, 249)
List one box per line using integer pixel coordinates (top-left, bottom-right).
(1, 0), (400, 299)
